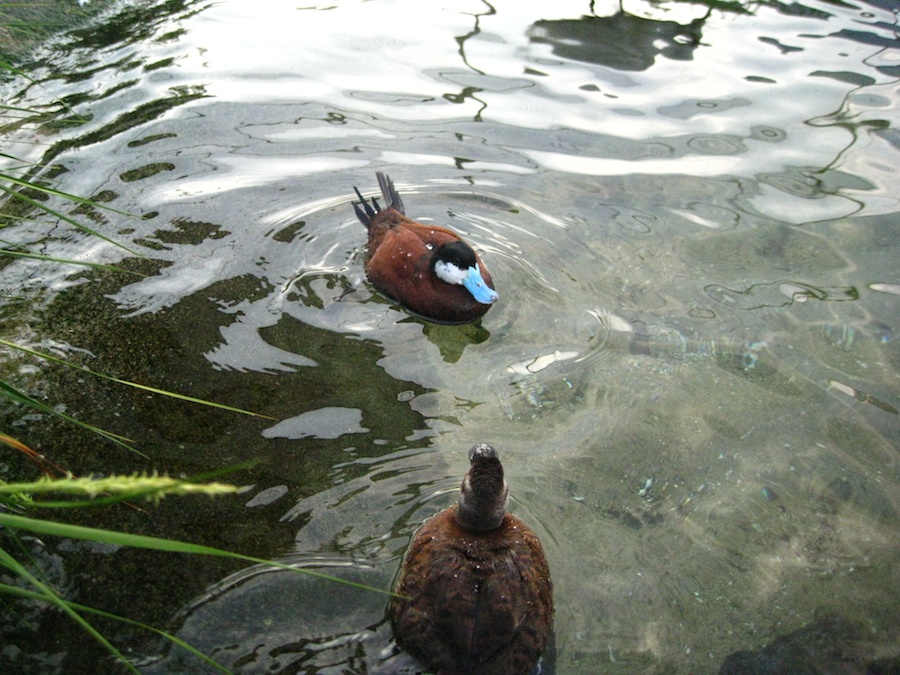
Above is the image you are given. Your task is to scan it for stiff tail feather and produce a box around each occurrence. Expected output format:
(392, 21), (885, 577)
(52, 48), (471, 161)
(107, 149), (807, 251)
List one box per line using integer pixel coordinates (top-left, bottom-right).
(352, 186), (379, 228)
(376, 172), (405, 214)
(353, 172), (405, 228)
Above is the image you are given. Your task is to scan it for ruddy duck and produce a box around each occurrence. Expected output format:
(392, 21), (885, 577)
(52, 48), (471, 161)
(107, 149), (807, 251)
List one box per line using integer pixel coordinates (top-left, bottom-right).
(353, 173), (498, 324)
(389, 443), (553, 675)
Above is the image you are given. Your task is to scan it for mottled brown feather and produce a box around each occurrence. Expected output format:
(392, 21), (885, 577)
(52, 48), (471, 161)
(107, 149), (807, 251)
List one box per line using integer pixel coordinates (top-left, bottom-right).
(390, 505), (553, 675)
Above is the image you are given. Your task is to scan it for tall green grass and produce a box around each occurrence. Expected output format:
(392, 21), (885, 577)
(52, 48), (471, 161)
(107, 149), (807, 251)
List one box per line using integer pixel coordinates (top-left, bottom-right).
(0, 15), (387, 671)
(0, 479), (392, 674)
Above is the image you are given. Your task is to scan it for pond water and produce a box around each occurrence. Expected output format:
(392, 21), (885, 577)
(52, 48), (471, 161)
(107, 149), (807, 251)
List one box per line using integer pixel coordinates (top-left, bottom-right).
(1, 0), (898, 673)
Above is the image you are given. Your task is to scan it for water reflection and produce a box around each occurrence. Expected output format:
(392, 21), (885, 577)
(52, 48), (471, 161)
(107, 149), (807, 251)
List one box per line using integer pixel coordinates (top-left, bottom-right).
(136, 560), (395, 674)
(528, 7), (710, 71)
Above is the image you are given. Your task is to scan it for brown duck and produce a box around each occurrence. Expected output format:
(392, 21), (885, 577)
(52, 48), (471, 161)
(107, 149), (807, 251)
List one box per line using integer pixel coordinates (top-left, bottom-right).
(389, 443), (553, 675)
(353, 172), (498, 324)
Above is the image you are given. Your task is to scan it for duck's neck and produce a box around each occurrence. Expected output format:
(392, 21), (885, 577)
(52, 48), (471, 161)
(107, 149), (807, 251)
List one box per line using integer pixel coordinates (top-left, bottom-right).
(455, 457), (509, 532)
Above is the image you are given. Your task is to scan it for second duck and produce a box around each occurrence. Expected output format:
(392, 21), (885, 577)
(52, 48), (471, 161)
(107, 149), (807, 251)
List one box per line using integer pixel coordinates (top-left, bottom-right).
(353, 172), (498, 324)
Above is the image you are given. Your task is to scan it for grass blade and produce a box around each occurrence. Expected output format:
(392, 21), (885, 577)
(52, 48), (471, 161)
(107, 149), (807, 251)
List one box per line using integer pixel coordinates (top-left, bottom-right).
(0, 583), (231, 672)
(0, 182), (144, 258)
(0, 512), (394, 597)
(0, 339), (274, 419)
(0, 547), (139, 674)
(1, 171), (138, 219)
(0, 378), (141, 454)
(0, 473), (237, 502)
(0, 248), (146, 276)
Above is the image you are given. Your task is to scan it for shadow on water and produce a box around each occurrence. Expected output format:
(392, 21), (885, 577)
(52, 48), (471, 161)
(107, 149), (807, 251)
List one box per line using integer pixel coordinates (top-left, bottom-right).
(528, 7), (713, 73)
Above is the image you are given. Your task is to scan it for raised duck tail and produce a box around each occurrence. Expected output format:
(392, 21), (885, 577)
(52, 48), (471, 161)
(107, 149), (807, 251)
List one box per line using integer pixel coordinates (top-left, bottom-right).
(352, 185), (378, 228)
(352, 173), (405, 229)
(376, 172), (405, 214)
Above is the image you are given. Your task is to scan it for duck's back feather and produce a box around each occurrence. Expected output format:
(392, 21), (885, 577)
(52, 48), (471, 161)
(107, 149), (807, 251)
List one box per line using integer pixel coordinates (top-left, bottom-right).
(390, 507), (553, 675)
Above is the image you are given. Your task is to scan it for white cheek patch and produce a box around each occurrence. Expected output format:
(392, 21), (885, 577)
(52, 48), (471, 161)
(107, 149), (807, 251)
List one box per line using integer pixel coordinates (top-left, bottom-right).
(434, 260), (468, 285)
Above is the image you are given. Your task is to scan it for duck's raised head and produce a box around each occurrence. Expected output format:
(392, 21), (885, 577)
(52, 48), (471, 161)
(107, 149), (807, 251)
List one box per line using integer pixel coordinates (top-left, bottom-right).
(432, 241), (499, 305)
(456, 443), (509, 531)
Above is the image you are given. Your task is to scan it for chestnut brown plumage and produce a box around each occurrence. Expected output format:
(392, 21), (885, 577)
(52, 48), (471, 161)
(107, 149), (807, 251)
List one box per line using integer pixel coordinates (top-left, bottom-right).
(389, 444), (553, 675)
(353, 173), (498, 324)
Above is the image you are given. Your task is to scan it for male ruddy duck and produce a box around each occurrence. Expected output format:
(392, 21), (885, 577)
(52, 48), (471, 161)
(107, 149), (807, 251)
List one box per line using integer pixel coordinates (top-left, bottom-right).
(353, 172), (498, 324)
(389, 443), (553, 675)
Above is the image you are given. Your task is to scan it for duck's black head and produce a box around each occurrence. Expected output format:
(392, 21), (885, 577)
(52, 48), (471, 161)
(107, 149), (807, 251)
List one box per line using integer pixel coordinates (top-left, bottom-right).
(431, 242), (499, 305)
(431, 240), (478, 273)
(456, 443), (509, 532)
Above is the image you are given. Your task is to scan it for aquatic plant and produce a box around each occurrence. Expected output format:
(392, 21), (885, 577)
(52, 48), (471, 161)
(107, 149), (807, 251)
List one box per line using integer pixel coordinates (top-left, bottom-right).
(0, 473), (240, 673)
(0, 468), (392, 671)
(0, 123), (388, 675)
(0, 331), (268, 670)
(0, 14), (387, 671)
